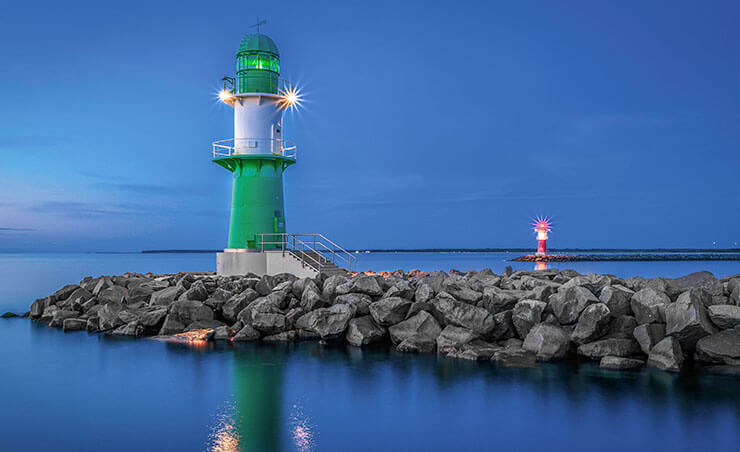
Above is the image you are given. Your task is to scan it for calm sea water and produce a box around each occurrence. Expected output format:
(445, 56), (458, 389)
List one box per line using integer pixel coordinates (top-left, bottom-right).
(1, 253), (739, 451)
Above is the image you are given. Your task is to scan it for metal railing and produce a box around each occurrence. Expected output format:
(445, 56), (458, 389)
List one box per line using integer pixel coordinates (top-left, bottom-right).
(212, 138), (297, 160)
(222, 77), (295, 96)
(256, 233), (357, 273)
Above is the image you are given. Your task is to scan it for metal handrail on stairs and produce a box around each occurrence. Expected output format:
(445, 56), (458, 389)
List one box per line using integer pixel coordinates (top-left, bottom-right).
(256, 233), (357, 273)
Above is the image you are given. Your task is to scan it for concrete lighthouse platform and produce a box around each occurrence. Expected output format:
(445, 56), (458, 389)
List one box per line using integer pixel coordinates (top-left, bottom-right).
(217, 250), (320, 278)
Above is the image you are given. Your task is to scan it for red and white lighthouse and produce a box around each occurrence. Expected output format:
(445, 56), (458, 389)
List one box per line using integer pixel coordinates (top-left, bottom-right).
(532, 216), (552, 256)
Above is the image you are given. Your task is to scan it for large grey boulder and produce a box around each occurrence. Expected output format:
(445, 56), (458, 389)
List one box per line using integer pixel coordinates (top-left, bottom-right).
(255, 274), (276, 296)
(263, 330), (299, 342)
(491, 346), (537, 367)
(222, 289), (260, 323)
(442, 280), (483, 304)
(334, 293), (371, 316)
(30, 297), (52, 319)
(490, 310), (514, 340)
(140, 308), (167, 328)
(251, 313), (287, 335)
(577, 338), (641, 359)
(346, 316), (387, 346)
(415, 283), (434, 303)
(600, 356), (644, 370)
(524, 284), (558, 302)
(446, 340), (500, 361)
(666, 271), (723, 299)
(61, 287), (94, 308)
(731, 283), (740, 306)
(633, 323), (666, 354)
(571, 303), (611, 344)
(396, 335), (436, 353)
(86, 317), (99, 332)
(127, 284), (156, 305)
(170, 299), (214, 325)
(511, 300), (546, 339)
(523, 323), (570, 360)
(549, 286), (599, 325)
(301, 283), (324, 312)
(40, 305), (59, 322)
(605, 315), (638, 339)
(98, 286), (128, 305)
(62, 318), (87, 331)
(232, 324), (261, 342)
(369, 297), (413, 326)
(388, 311), (442, 345)
(291, 278), (311, 299)
(647, 337), (684, 372)
(203, 288), (233, 311)
(296, 304), (353, 339)
(158, 315), (185, 335)
(91, 278), (114, 295)
(630, 288), (671, 324)
(480, 287), (522, 314)
(213, 326), (236, 341)
(560, 274), (610, 296)
(665, 289), (717, 350)
(150, 286), (183, 306)
(707, 305), (740, 329)
(430, 293), (495, 335)
(599, 285), (634, 317)
(406, 301), (433, 320)
(112, 321), (145, 337)
(321, 275), (348, 303)
(695, 329), (740, 364)
(98, 303), (124, 330)
(52, 284), (81, 302)
(236, 296), (281, 325)
(436, 325), (477, 353)
(348, 275), (384, 297)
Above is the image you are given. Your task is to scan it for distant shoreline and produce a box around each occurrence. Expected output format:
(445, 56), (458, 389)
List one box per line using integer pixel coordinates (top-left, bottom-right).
(141, 248), (740, 254)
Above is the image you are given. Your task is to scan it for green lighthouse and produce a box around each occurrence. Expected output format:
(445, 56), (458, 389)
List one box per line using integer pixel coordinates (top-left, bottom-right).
(213, 32), (296, 251)
(214, 28), (355, 277)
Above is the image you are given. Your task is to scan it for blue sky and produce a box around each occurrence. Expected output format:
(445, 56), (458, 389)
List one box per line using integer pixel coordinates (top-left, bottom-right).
(1, 0), (738, 252)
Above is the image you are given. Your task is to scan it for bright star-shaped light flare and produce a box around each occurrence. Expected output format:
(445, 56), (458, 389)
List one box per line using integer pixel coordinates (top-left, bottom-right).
(218, 89), (231, 102)
(532, 216), (553, 234)
(279, 85), (303, 111)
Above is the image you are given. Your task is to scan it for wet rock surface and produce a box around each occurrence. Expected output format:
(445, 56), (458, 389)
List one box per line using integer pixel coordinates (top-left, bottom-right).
(24, 268), (740, 375)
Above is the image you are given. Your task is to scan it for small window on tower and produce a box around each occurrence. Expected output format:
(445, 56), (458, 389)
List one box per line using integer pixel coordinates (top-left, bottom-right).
(247, 55), (258, 68)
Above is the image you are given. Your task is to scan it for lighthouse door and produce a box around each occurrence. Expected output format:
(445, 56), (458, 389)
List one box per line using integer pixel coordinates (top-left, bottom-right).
(271, 122), (282, 156)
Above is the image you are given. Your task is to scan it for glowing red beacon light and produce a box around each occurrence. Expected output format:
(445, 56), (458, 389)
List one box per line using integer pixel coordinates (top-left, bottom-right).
(532, 216), (552, 256)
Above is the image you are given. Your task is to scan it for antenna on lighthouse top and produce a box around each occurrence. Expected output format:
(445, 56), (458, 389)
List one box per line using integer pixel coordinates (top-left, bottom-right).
(251, 18), (267, 33)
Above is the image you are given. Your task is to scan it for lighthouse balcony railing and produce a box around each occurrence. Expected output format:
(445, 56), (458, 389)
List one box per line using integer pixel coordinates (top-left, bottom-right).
(223, 77), (296, 96)
(212, 138), (297, 160)
(256, 233), (357, 273)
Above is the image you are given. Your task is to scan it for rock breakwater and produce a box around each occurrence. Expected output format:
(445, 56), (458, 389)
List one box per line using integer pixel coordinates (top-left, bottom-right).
(26, 268), (740, 373)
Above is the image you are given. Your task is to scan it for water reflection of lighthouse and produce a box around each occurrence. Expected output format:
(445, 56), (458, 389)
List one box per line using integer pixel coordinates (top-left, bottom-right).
(207, 345), (316, 452)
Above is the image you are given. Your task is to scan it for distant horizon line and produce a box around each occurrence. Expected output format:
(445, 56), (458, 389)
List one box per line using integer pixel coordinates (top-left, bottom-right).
(139, 247), (740, 254)
(1, 248), (739, 255)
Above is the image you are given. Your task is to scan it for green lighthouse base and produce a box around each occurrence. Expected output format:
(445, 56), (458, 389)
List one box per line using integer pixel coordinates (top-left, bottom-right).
(214, 154), (295, 250)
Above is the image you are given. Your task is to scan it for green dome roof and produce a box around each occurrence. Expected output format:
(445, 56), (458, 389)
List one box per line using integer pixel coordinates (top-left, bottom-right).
(237, 33), (279, 56)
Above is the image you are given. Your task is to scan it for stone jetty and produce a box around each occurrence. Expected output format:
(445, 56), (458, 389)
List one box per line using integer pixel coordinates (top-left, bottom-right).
(26, 268), (740, 373)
